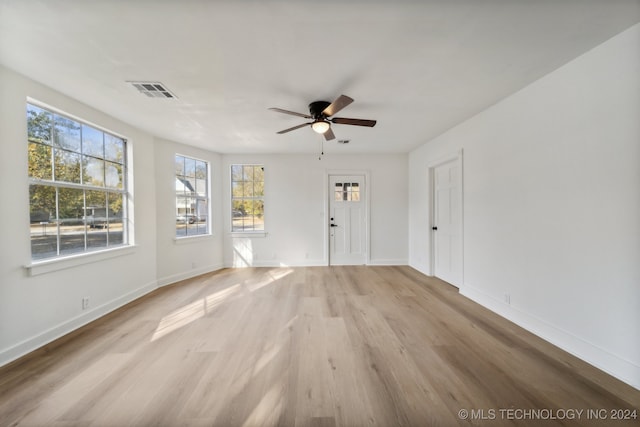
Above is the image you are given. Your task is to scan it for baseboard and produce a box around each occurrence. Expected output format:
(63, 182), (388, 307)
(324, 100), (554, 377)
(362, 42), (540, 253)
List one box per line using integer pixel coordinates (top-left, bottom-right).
(223, 259), (328, 268)
(0, 280), (158, 368)
(224, 259), (408, 267)
(368, 258), (408, 266)
(460, 284), (640, 391)
(156, 263), (225, 287)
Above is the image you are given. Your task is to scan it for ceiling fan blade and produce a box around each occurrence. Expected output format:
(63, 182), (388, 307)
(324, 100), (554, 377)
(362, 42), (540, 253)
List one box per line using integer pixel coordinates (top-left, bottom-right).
(322, 94), (354, 117)
(269, 107), (312, 119)
(331, 117), (377, 127)
(277, 122), (311, 134)
(323, 127), (336, 141)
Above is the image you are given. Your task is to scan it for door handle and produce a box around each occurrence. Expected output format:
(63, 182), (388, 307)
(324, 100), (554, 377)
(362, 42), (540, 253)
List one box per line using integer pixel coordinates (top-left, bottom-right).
(432, 226), (438, 231)
(330, 224), (338, 227)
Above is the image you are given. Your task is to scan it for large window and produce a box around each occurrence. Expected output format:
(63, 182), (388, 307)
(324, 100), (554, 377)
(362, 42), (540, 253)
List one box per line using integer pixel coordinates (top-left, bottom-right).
(231, 165), (264, 232)
(175, 154), (209, 237)
(27, 103), (128, 261)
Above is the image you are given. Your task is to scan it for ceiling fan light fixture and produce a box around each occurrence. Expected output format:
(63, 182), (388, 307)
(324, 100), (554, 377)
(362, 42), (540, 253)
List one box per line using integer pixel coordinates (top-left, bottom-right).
(311, 120), (330, 134)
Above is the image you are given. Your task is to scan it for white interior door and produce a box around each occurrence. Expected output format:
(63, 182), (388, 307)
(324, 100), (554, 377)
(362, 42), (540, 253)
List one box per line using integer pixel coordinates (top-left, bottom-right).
(329, 175), (366, 265)
(433, 159), (462, 286)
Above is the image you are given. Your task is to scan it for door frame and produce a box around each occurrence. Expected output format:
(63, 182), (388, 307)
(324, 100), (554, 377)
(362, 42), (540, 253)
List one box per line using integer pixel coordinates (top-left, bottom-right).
(324, 170), (370, 266)
(428, 149), (464, 286)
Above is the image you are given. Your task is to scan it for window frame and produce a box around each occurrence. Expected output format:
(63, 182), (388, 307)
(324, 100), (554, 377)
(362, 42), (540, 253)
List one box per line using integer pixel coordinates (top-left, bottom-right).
(175, 154), (211, 239)
(230, 164), (265, 234)
(26, 101), (131, 265)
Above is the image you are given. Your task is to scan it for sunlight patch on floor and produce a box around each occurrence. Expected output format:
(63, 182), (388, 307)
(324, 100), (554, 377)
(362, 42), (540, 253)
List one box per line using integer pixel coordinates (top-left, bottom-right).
(151, 283), (242, 341)
(247, 268), (293, 292)
(241, 382), (285, 427)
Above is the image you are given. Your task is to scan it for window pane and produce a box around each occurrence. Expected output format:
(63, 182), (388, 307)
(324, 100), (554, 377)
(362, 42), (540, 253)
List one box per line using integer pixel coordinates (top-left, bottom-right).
(28, 142), (53, 180)
(176, 213), (187, 237)
(195, 161), (206, 179)
(105, 162), (123, 189)
(83, 156), (105, 187)
(231, 164), (243, 182)
(232, 181), (243, 198)
(185, 157), (196, 178)
(53, 116), (81, 152)
(196, 199), (208, 234)
(183, 177), (196, 194)
(252, 200), (265, 231)
(58, 187), (86, 256)
(351, 183), (360, 201)
(232, 199), (246, 231)
(253, 165), (264, 183)
(176, 196), (190, 216)
(82, 125), (104, 157)
(104, 133), (124, 163)
(29, 184), (57, 260)
(175, 155), (185, 176)
(85, 190), (107, 251)
(254, 168), (264, 197)
(108, 192), (124, 246)
(54, 149), (82, 183)
(195, 161), (207, 197)
(334, 183), (342, 201)
(195, 177), (207, 197)
(177, 197), (196, 235)
(242, 165), (253, 182)
(27, 105), (52, 144)
(243, 181), (254, 197)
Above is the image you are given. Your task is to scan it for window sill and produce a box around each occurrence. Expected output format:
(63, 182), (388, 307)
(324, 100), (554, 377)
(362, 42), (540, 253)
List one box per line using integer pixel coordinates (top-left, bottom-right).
(25, 245), (137, 276)
(230, 231), (268, 238)
(174, 234), (213, 245)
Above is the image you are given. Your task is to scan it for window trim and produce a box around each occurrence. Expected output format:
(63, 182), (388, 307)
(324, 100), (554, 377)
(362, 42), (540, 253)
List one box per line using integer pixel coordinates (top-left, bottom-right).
(25, 245), (137, 276)
(230, 164), (265, 234)
(174, 153), (211, 240)
(26, 100), (131, 264)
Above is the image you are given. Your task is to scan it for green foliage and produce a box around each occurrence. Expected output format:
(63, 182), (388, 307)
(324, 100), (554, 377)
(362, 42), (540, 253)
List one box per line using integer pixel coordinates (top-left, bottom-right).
(27, 104), (126, 223)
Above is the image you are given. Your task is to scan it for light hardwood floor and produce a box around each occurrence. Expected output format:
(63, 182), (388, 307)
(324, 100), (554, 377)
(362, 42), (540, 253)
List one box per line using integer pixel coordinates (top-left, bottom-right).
(1, 266), (638, 426)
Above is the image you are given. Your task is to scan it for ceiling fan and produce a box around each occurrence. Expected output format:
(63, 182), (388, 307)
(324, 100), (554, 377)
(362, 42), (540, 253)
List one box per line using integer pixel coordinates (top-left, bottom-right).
(269, 94), (376, 141)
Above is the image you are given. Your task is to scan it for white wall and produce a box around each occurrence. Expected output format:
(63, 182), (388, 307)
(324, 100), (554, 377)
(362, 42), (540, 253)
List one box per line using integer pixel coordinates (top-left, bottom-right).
(222, 153), (408, 267)
(409, 24), (640, 388)
(0, 66), (159, 365)
(154, 138), (224, 285)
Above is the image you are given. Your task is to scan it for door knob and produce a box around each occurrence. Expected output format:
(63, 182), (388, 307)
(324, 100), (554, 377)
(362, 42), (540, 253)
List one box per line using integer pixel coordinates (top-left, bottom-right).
(432, 226), (438, 231)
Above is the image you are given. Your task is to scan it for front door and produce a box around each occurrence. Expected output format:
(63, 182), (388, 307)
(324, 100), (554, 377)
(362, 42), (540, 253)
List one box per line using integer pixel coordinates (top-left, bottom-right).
(329, 175), (366, 265)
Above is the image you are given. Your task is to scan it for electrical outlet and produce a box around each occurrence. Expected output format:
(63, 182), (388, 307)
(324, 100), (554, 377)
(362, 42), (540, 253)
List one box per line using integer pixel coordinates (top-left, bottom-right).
(82, 297), (90, 310)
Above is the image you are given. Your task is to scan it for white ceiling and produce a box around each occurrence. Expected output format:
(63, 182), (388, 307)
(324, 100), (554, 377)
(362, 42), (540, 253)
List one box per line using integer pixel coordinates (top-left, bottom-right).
(1, 0), (639, 154)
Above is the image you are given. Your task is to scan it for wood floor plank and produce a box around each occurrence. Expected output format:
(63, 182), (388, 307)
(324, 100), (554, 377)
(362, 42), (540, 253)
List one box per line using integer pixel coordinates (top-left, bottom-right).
(1, 266), (638, 426)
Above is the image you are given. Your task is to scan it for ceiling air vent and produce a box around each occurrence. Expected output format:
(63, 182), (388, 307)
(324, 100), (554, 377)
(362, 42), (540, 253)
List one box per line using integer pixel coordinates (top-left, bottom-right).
(128, 81), (177, 99)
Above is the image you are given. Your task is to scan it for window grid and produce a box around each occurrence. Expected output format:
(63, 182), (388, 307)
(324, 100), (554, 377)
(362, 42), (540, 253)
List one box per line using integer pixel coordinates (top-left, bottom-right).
(334, 182), (360, 202)
(175, 154), (209, 238)
(27, 103), (128, 261)
(231, 165), (264, 232)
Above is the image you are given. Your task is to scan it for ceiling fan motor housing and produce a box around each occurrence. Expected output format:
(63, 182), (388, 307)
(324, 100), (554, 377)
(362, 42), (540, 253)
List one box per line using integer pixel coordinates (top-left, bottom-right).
(309, 101), (331, 119)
